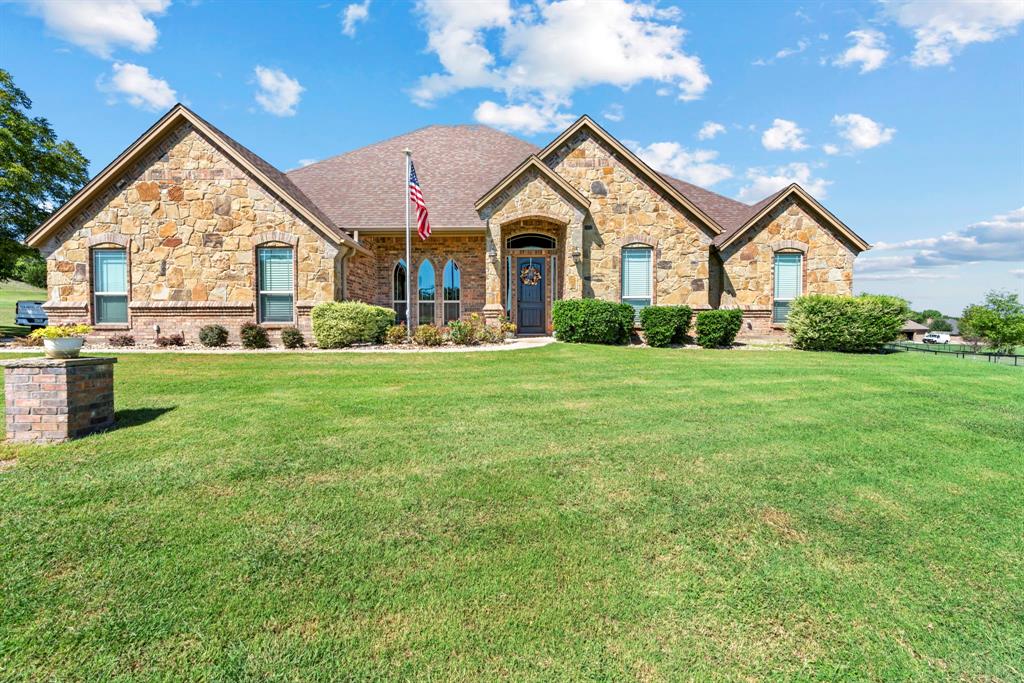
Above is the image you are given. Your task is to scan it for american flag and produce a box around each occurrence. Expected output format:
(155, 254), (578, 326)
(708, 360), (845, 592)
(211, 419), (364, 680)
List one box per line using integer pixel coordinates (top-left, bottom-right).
(408, 160), (431, 240)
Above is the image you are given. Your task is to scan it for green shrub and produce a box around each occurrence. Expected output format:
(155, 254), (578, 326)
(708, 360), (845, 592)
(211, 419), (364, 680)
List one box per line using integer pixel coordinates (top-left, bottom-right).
(198, 324), (229, 347)
(385, 324), (408, 345)
(311, 301), (395, 348)
(639, 305), (692, 347)
(281, 326), (305, 349)
(695, 309), (743, 348)
(552, 299), (635, 345)
(240, 322), (269, 349)
(13, 254), (47, 288)
(413, 324), (444, 347)
(447, 319), (477, 345)
(787, 294), (908, 352)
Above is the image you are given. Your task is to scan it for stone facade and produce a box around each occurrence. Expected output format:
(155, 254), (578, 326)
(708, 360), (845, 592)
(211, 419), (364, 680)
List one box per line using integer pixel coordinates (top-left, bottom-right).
(2, 357), (116, 444)
(40, 122), (343, 343)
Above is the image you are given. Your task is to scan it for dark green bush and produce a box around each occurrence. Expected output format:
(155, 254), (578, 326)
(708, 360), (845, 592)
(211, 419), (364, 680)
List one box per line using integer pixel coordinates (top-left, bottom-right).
(310, 301), (395, 348)
(240, 322), (269, 349)
(198, 324), (229, 347)
(552, 299), (635, 345)
(695, 309), (743, 348)
(13, 254), (47, 288)
(787, 294), (908, 352)
(447, 319), (477, 345)
(280, 326), (305, 349)
(639, 305), (692, 347)
(413, 324), (444, 346)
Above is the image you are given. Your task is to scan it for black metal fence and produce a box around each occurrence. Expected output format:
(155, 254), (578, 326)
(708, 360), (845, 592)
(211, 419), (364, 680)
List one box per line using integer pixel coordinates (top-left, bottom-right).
(883, 341), (1023, 367)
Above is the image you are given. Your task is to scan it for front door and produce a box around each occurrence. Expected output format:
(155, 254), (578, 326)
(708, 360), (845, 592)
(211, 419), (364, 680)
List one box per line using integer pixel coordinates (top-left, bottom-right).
(516, 257), (545, 335)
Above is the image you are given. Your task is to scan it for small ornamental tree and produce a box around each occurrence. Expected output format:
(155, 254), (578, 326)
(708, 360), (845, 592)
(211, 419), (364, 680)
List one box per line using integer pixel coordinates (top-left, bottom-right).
(960, 291), (1024, 354)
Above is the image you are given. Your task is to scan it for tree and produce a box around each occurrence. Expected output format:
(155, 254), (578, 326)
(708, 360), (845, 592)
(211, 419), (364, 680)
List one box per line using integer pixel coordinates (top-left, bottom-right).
(960, 291), (1024, 355)
(0, 69), (89, 281)
(920, 309), (943, 323)
(928, 318), (953, 332)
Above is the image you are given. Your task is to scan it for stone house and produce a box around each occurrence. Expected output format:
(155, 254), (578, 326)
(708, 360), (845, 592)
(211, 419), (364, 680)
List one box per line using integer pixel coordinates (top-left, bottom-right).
(28, 104), (870, 343)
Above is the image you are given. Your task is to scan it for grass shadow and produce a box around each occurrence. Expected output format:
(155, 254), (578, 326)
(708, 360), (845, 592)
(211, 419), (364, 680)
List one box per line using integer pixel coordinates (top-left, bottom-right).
(114, 406), (176, 429)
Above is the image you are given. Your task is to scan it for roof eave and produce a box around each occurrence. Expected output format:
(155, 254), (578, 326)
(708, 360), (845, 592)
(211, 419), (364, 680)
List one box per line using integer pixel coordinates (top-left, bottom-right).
(474, 155), (590, 213)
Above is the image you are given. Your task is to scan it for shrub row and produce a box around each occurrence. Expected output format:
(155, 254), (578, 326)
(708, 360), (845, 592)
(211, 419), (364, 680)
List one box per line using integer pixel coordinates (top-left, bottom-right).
(787, 294), (907, 352)
(384, 314), (514, 347)
(552, 299), (635, 345)
(694, 309), (743, 348)
(198, 323), (304, 349)
(639, 305), (692, 347)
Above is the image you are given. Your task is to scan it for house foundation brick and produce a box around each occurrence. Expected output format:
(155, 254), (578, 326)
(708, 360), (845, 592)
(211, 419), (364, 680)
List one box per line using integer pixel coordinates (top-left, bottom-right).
(1, 357), (116, 445)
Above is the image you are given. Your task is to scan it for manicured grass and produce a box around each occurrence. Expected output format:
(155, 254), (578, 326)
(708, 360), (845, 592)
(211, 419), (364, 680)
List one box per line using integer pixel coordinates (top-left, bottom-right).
(0, 280), (46, 338)
(1, 346), (1021, 680)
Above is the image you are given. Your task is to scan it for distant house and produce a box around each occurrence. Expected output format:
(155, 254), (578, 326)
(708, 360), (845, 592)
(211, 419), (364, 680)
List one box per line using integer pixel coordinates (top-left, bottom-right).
(901, 319), (929, 341)
(28, 104), (871, 343)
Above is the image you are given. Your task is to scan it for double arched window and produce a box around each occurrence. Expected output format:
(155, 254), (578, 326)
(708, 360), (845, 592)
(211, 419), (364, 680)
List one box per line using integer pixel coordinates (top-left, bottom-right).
(417, 260), (435, 326)
(443, 260), (460, 323)
(393, 260), (407, 324)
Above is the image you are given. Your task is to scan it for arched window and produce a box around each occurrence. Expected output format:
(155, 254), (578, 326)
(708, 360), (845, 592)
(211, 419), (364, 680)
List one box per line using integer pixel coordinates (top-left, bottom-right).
(621, 245), (653, 315)
(257, 245), (295, 323)
(393, 260), (407, 324)
(443, 260), (460, 323)
(417, 259), (435, 326)
(773, 252), (803, 323)
(506, 233), (556, 250)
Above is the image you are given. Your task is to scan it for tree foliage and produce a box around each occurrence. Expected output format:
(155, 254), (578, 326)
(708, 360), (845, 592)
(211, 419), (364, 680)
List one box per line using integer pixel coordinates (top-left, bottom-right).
(928, 318), (953, 332)
(960, 291), (1024, 354)
(0, 69), (89, 280)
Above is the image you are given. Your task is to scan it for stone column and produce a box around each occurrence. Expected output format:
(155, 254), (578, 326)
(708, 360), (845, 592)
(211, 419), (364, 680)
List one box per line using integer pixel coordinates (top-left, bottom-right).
(563, 214), (585, 299)
(2, 357), (117, 444)
(482, 217), (504, 323)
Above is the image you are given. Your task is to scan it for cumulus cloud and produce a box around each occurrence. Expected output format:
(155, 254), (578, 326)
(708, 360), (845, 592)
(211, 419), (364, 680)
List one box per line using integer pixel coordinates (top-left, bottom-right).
(833, 28), (889, 73)
(761, 118), (808, 151)
(296, 158), (318, 168)
(24, 0), (170, 58)
(869, 207), (1024, 268)
(884, 0), (1024, 67)
(474, 100), (575, 134)
(253, 66), (305, 117)
(341, 0), (370, 37)
(697, 121), (725, 140)
(100, 62), (176, 110)
(413, 0), (709, 126)
(632, 141), (733, 187)
(831, 113), (896, 151)
(737, 162), (830, 202)
(823, 143), (840, 155)
(602, 103), (624, 122)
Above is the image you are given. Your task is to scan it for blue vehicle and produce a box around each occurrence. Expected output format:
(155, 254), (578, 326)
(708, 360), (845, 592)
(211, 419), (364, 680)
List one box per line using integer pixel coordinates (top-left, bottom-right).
(15, 301), (48, 329)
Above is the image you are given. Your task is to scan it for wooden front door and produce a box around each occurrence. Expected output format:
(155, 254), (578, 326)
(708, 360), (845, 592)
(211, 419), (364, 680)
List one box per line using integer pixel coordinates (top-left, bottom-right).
(516, 257), (545, 335)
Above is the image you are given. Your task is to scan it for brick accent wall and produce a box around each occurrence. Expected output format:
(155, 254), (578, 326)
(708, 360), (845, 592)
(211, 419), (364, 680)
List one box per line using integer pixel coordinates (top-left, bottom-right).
(2, 357), (116, 444)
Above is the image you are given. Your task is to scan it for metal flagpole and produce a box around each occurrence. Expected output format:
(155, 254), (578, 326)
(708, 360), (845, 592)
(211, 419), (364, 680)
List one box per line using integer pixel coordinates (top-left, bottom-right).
(404, 148), (412, 337)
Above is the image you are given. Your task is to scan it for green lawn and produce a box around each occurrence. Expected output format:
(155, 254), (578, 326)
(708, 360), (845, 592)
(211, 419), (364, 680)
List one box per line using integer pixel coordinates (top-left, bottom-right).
(0, 280), (46, 338)
(1, 346), (1021, 681)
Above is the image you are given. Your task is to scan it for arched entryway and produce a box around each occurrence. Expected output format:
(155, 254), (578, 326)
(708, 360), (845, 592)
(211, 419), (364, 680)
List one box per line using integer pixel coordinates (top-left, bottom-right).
(500, 218), (565, 335)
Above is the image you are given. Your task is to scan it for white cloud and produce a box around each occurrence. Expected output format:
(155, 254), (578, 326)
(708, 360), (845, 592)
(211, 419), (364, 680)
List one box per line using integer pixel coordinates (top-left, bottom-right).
(1011, 268), (1024, 279)
(413, 0), (710, 125)
(833, 28), (889, 73)
(297, 158), (318, 168)
(24, 0), (170, 58)
(761, 118), (808, 151)
(253, 66), (305, 117)
(633, 141), (733, 187)
(872, 207), (1024, 266)
(884, 0), (1024, 67)
(753, 37), (810, 66)
(697, 121), (725, 140)
(341, 0), (370, 37)
(473, 100), (574, 134)
(823, 143), (840, 155)
(737, 162), (830, 202)
(832, 113), (896, 150)
(602, 103), (624, 122)
(101, 62), (176, 110)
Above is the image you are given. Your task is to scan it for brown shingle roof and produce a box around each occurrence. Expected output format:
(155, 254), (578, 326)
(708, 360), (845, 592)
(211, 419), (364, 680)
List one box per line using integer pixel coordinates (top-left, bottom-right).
(288, 125), (539, 230)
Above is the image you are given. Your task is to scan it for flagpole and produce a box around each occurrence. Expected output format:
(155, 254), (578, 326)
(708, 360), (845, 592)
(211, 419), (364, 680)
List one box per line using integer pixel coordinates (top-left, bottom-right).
(404, 148), (412, 337)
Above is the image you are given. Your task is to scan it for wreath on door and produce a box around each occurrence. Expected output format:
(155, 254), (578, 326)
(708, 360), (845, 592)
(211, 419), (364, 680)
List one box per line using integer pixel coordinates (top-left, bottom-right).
(519, 264), (541, 286)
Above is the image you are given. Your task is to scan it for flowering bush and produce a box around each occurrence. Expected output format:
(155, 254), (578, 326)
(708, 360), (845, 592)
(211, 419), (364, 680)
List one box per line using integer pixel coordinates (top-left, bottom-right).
(29, 324), (91, 340)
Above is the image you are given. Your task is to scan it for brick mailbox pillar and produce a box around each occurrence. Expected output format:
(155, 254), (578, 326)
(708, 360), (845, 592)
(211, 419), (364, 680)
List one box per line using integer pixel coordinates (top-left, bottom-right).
(1, 357), (117, 444)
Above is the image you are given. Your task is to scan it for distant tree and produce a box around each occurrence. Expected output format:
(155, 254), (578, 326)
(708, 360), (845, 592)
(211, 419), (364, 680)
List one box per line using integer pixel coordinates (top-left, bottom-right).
(919, 309), (943, 323)
(960, 291), (1024, 354)
(928, 318), (953, 332)
(0, 68), (89, 281)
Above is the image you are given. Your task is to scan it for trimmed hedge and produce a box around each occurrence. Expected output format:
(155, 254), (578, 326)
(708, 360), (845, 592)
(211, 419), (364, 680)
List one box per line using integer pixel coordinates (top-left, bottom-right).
(198, 324), (229, 347)
(639, 305), (692, 347)
(240, 323), (269, 349)
(281, 326), (305, 349)
(552, 299), (635, 345)
(787, 294), (908, 352)
(695, 309), (743, 348)
(311, 301), (395, 348)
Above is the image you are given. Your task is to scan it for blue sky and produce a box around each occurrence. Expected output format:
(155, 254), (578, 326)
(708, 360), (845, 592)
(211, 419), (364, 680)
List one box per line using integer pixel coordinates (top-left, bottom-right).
(2, 0), (1022, 313)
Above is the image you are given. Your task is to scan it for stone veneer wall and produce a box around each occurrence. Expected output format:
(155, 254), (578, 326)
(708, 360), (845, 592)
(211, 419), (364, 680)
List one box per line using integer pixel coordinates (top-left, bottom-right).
(40, 121), (340, 344)
(546, 132), (716, 308)
(349, 232), (486, 326)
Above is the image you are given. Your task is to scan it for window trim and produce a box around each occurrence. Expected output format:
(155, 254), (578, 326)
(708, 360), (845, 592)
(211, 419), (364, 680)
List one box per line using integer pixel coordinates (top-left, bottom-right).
(256, 244), (296, 325)
(91, 246), (129, 326)
(772, 250), (803, 324)
(393, 259), (408, 324)
(417, 258), (436, 327)
(442, 259), (461, 324)
(620, 244), (654, 312)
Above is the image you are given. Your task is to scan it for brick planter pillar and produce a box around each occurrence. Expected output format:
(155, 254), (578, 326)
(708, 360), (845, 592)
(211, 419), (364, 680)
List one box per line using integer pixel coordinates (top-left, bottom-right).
(1, 357), (117, 444)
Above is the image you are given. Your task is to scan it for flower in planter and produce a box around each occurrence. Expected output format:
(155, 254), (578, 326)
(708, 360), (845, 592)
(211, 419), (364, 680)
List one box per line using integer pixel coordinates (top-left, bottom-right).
(28, 324), (92, 340)
(29, 324), (93, 359)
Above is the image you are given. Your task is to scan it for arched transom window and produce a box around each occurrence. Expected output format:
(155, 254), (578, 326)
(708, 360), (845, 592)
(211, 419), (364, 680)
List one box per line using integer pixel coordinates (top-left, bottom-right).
(506, 233), (556, 250)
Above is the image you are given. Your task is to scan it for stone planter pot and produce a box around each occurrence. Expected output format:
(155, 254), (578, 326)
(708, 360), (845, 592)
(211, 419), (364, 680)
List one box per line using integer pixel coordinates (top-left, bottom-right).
(43, 338), (85, 359)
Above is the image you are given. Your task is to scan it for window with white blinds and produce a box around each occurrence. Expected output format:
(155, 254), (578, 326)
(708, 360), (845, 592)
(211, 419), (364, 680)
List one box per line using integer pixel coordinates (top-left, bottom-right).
(258, 247), (294, 323)
(773, 252), (802, 323)
(92, 248), (128, 324)
(621, 246), (652, 313)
